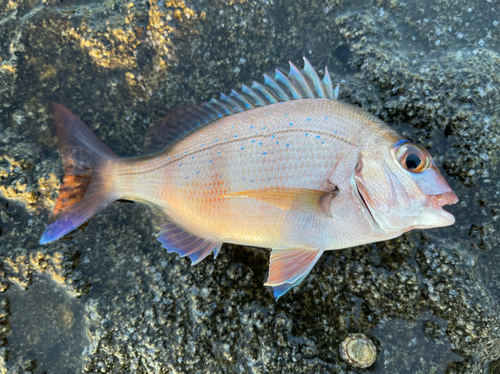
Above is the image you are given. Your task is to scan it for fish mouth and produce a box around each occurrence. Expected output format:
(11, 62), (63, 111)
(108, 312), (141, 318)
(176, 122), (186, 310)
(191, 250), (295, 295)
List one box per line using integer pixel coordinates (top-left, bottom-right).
(429, 191), (458, 225)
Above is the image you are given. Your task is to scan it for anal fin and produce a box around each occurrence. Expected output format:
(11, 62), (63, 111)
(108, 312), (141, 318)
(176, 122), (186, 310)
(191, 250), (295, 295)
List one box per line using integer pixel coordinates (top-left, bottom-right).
(156, 218), (222, 265)
(265, 247), (325, 299)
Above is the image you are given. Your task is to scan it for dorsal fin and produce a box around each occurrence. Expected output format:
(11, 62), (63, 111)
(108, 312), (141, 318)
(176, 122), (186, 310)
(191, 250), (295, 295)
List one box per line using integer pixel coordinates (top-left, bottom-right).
(145, 57), (339, 154)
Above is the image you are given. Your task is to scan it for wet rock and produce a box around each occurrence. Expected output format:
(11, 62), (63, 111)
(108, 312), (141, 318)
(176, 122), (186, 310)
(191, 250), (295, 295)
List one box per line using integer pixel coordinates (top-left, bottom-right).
(0, 0), (499, 372)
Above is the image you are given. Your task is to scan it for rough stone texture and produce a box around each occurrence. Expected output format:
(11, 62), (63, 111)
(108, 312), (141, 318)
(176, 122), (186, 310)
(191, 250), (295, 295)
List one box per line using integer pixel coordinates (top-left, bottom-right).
(0, 0), (499, 372)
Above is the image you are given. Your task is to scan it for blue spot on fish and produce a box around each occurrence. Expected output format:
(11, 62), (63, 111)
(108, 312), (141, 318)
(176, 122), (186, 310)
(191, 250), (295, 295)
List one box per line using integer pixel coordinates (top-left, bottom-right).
(235, 135), (238, 138)
(241, 147), (244, 150)
(218, 151), (221, 154)
(307, 119), (311, 121)
(197, 171), (200, 174)
(179, 164), (182, 167)
(276, 141), (279, 144)
(250, 126), (254, 129)
(286, 144), (290, 147)
(289, 122), (293, 126)
(215, 139), (218, 142)
(263, 152), (267, 155)
(325, 117), (328, 120)
(209, 160), (212, 163)
(316, 135), (320, 139)
(394, 139), (410, 148)
(259, 142), (263, 145)
(252, 140), (255, 143)
(305, 133), (308, 136)
(335, 131), (337, 134)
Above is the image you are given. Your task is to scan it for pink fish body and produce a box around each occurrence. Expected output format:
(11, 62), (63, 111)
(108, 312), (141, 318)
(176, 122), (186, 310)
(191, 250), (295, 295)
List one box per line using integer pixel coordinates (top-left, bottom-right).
(41, 58), (458, 298)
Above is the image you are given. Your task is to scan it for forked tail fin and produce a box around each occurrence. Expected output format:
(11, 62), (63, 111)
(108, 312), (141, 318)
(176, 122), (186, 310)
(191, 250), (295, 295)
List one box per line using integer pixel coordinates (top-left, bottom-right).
(39, 103), (121, 244)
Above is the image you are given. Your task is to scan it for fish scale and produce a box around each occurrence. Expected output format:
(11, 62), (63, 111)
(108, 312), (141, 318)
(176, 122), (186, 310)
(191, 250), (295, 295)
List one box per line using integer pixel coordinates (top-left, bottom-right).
(40, 58), (458, 299)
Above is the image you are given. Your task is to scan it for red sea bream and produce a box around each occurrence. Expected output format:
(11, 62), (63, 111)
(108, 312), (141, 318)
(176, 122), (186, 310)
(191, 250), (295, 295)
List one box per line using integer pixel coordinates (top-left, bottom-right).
(40, 58), (458, 298)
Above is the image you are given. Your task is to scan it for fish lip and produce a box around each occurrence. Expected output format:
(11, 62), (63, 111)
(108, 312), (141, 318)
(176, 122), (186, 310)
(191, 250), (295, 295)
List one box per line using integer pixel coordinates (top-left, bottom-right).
(431, 191), (459, 208)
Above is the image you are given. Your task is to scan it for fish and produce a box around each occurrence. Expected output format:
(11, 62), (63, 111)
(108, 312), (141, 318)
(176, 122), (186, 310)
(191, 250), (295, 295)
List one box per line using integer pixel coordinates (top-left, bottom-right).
(39, 57), (458, 299)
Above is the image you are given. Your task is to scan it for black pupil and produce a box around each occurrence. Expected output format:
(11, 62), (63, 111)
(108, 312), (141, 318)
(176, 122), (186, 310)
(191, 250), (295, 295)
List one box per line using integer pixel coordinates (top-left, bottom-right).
(405, 153), (422, 170)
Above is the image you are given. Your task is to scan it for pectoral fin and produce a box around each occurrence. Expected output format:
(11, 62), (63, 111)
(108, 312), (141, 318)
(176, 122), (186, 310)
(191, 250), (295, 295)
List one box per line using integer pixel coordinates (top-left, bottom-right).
(265, 247), (325, 299)
(221, 187), (338, 217)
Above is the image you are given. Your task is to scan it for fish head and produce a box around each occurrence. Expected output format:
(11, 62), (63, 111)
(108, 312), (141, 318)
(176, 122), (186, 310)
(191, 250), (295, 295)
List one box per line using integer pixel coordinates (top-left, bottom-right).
(353, 139), (458, 234)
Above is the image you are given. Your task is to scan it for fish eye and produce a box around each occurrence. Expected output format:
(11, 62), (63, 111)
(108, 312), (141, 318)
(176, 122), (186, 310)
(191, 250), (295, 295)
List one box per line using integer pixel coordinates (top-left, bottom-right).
(395, 142), (430, 173)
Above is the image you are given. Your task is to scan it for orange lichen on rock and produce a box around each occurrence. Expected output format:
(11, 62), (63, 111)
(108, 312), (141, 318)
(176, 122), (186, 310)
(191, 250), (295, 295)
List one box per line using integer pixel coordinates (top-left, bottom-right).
(0, 155), (37, 209)
(63, 0), (205, 72)
(0, 154), (60, 211)
(67, 24), (140, 69)
(37, 172), (61, 209)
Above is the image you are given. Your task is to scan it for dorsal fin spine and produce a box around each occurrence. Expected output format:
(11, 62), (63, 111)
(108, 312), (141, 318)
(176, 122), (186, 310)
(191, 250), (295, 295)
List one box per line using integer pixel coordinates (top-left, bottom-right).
(322, 67), (334, 100)
(264, 74), (289, 101)
(214, 96), (231, 114)
(303, 57), (326, 98)
(230, 90), (254, 109)
(274, 69), (301, 99)
(202, 104), (217, 118)
(333, 83), (340, 100)
(220, 93), (243, 111)
(208, 99), (227, 117)
(242, 84), (266, 106)
(288, 61), (314, 98)
(251, 82), (278, 104)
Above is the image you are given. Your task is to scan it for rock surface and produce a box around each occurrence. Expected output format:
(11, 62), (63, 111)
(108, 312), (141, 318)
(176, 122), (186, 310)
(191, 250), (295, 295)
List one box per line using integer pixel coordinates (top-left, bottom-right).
(0, 0), (499, 372)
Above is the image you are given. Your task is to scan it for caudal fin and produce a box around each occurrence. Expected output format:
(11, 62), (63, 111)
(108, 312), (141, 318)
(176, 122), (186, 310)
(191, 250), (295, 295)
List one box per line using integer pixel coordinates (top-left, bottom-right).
(40, 103), (120, 244)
